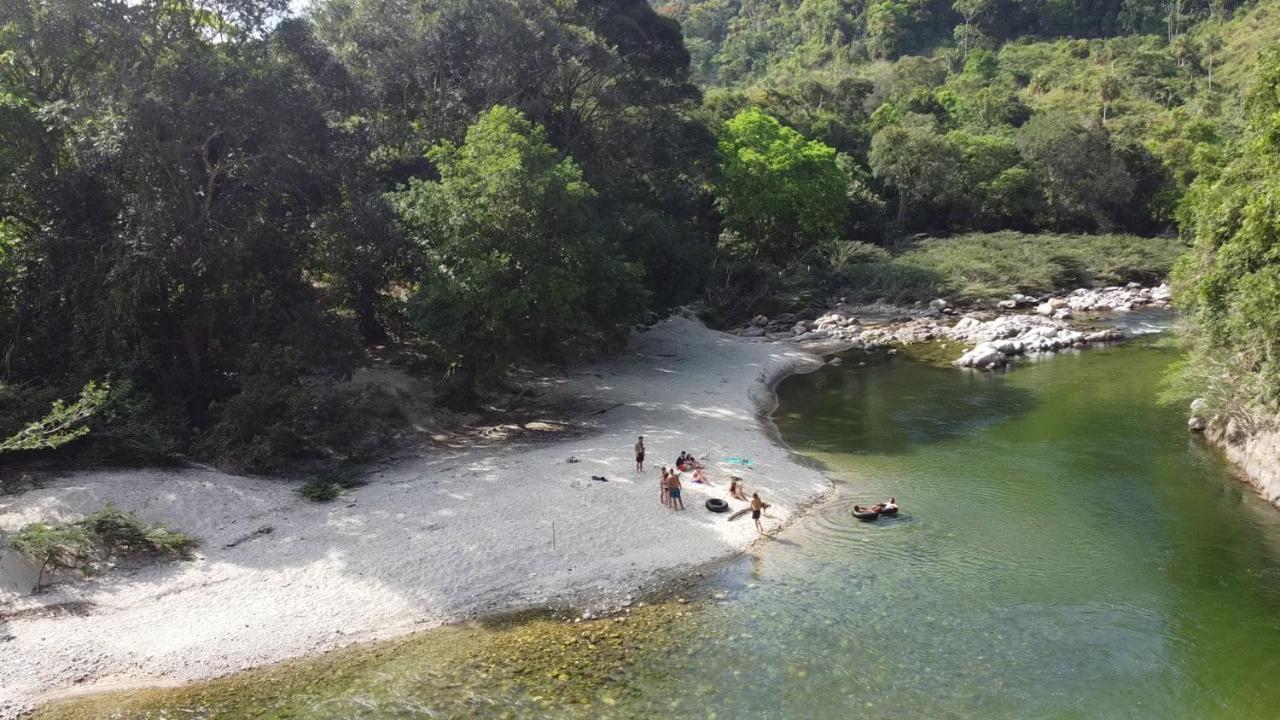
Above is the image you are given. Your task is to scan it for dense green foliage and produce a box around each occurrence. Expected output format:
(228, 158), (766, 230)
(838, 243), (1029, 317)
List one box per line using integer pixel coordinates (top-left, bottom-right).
(0, 0), (710, 469)
(717, 108), (849, 262)
(1171, 48), (1280, 419)
(392, 107), (645, 402)
(1, 0), (1274, 468)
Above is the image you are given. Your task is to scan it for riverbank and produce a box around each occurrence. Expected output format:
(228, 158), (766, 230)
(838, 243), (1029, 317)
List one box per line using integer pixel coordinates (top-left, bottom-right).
(1200, 420), (1280, 509)
(0, 316), (835, 718)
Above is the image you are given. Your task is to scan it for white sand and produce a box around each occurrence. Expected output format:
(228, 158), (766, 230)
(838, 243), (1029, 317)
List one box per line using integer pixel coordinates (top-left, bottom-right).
(0, 317), (834, 716)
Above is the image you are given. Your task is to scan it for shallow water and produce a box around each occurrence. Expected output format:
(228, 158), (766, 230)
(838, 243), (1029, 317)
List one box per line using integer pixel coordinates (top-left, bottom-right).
(37, 323), (1280, 719)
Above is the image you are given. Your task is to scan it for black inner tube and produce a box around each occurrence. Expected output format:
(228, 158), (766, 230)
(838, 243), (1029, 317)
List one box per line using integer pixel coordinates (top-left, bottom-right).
(706, 498), (729, 513)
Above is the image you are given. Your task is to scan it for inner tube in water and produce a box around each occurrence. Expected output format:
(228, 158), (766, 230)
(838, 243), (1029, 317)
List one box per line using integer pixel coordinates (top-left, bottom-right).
(706, 498), (730, 513)
(852, 506), (880, 521)
(877, 506), (899, 516)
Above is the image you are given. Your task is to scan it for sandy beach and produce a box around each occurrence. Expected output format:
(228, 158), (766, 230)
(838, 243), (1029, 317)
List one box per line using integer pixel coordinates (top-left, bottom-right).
(0, 316), (836, 717)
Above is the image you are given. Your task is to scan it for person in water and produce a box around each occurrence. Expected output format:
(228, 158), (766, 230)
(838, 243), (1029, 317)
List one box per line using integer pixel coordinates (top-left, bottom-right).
(881, 497), (898, 512)
(751, 492), (769, 534)
(668, 471), (685, 510)
(635, 436), (646, 472)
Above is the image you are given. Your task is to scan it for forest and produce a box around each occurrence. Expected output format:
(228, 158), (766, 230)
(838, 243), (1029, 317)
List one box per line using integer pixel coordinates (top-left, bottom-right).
(0, 0), (1276, 471)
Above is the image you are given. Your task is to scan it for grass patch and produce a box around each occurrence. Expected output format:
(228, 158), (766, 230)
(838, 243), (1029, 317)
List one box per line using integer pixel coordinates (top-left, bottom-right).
(893, 231), (1186, 301)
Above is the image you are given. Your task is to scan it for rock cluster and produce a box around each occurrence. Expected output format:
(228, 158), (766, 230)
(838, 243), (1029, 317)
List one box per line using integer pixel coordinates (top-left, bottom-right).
(1033, 283), (1173, 316)
(950, 315), (1123, 369)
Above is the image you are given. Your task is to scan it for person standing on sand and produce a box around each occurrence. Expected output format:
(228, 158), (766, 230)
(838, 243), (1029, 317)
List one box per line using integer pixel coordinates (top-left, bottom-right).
(635, 436), (646, 472)
(669, 471), (685, 510)
(751, 493), (769, 534)
(659, 467), (670, 506)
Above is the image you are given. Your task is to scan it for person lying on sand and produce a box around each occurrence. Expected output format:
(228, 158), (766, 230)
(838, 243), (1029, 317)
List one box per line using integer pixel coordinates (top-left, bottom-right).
(728, 476), (748, 501)
(668, 472), (684, 510)
(751, 493), (770, 534)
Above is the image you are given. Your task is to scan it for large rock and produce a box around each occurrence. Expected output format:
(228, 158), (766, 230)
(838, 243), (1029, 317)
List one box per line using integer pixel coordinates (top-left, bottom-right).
(1036, 302), (1054, 316)
(1188, 416), (1208, 433)
(955, 343), (1007, 370)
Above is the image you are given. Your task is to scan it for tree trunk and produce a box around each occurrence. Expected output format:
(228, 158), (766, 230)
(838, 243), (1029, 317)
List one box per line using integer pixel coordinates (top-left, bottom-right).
(355, 285), (389, 346)
(440, 366), (479, 411)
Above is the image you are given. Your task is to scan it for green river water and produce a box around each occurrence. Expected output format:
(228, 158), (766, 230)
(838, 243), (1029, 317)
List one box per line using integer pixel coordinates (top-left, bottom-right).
(38, 318), (1280, 719)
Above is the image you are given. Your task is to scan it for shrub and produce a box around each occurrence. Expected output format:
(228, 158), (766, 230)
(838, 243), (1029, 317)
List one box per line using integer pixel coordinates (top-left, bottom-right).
(6, 522), (95, 591)
(299, 466), (364, 502)
(80, 505), (196, 559)
(5, 507), (196, 592)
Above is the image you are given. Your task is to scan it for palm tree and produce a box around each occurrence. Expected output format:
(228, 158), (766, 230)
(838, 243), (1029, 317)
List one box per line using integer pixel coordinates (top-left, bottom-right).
(1203, 34), (1224, 90)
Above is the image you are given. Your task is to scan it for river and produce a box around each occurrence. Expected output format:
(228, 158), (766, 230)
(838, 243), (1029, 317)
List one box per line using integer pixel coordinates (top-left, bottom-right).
(35, 318), (1280, 719)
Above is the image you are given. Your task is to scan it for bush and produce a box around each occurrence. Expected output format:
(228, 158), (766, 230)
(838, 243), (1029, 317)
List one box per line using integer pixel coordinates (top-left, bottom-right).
(823, 240), (892, 269)
(200, 345), (366, 474)
(80, 505), (196, 558)
(5, 506), (196, 592)
(6, 522), (95, 591)
(838, 261), (948, 303)
(299, 467), (365, 502)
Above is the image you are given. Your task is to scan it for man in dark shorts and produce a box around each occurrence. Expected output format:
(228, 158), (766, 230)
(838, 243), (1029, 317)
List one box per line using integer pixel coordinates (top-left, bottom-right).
(635, 435), (645, 472)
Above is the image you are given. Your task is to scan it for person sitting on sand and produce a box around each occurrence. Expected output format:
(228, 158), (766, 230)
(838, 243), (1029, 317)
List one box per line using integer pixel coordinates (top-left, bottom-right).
(728, 476), (748, 501)
(692, 467), (709, 485)
(751, 493), (769, 534)
(668, 471), (684, 510)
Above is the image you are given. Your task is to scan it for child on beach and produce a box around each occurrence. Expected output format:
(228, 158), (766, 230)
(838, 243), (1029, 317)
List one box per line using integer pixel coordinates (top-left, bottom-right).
(751, 493), (769, 534)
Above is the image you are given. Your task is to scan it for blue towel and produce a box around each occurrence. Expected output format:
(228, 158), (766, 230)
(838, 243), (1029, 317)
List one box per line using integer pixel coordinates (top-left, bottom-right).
(723, 456), (753, 467)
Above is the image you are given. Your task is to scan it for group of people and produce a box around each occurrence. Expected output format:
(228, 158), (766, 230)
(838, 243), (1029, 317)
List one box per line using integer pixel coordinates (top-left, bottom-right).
(636, 436), (770, 533)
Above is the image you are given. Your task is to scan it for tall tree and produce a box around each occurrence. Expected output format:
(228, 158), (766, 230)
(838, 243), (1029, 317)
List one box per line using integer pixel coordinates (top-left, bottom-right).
(715, 108), (848, 263)
(390, 106), (645, 405)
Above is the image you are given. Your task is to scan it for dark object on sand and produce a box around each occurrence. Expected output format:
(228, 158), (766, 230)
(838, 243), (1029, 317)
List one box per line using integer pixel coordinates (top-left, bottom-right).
(705, 498), (730, 513)
(852, 505), (881, 521)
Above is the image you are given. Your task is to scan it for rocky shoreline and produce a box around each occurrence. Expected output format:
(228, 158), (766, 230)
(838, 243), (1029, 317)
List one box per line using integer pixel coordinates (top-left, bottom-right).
(733, 283), (1173, 369)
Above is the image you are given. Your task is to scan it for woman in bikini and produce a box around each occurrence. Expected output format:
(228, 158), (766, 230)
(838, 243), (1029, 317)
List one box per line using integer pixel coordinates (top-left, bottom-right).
(659, 467), (669, 506)
(729, 476), (748, 501)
